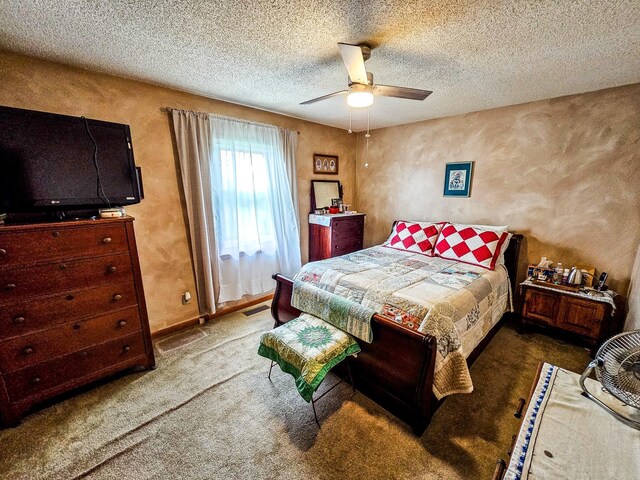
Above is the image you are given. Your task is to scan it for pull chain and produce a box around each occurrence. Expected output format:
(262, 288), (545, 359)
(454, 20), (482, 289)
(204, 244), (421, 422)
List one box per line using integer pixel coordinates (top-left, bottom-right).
(348, 107), (353, 134)
(365, 106), (371, 151)
(364, 106), (370, 167)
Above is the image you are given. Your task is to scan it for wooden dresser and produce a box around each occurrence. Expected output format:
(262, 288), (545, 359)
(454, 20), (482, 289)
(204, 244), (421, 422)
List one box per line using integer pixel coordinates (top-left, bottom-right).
(308, 213), (365, 261)
(0, 216), (155, 427)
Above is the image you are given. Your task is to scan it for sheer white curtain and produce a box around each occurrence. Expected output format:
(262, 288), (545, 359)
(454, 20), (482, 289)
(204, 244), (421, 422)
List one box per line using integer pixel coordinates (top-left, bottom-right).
(209, 115), (301, 303)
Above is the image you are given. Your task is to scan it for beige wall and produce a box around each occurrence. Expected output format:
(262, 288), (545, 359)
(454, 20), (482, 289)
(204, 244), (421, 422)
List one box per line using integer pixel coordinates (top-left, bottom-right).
(355, 84), (640, 295)
(0, 51), (356, 332)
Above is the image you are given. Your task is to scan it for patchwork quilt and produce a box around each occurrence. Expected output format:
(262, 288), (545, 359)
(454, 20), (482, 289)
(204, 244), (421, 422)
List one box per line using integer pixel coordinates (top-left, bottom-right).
(291, 280), (375, 343)
(293, 246), (512, 398)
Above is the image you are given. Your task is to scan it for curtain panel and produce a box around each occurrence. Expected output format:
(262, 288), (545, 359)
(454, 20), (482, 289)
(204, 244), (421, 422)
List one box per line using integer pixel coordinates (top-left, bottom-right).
(171, 110), (301, 312)
(171, 110), (220, 315)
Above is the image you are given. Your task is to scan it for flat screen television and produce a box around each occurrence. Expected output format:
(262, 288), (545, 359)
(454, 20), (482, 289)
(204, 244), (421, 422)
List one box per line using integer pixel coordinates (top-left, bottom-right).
(0, 106), (141, 215)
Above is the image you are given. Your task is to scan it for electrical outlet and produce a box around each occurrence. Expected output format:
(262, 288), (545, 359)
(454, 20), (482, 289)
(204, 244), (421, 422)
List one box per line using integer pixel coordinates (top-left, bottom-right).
(182, 291), (192, 305)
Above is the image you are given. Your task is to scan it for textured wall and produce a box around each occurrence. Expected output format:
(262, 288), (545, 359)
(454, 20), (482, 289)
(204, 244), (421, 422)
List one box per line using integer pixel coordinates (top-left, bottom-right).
(0, 51), (356, 332)
(355, 84), (640, 295)
(626, 246), (640, 331)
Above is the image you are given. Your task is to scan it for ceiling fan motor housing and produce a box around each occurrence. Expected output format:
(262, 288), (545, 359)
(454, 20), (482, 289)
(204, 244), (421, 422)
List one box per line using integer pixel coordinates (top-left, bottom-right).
(349, 71), (374, 87)
(359, 45), (372, 61)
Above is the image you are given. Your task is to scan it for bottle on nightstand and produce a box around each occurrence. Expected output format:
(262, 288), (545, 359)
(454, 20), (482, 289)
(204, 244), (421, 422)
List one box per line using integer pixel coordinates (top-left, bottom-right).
(553, 263), (563, 284)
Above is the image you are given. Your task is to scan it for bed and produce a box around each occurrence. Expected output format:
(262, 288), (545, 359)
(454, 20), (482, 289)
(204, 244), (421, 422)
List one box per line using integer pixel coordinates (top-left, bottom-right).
(271, 228), (523, 435)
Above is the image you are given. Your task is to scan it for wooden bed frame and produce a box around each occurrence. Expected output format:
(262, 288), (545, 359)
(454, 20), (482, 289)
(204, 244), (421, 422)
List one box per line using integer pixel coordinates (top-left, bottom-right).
(270, 234), (523, 435)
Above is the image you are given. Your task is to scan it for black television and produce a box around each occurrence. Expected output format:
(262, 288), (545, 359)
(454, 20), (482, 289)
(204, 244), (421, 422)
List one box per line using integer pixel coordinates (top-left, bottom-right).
(0, 106), (141, 216)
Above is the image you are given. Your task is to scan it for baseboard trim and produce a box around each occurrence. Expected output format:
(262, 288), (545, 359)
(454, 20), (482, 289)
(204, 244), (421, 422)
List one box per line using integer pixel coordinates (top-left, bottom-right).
(151, 292), (274, 338)
(152, 317), (202, 339)
(208, 293), (273, 320)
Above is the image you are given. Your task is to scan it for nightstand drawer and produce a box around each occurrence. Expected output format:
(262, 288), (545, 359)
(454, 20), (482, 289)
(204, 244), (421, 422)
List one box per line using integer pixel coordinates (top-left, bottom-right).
(523, 288), (559, 324)
(557, 296), (607, 336)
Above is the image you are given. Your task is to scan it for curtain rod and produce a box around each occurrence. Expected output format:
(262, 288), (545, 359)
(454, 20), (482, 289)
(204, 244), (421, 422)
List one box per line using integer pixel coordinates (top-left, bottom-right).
(161, 107), (300, 134)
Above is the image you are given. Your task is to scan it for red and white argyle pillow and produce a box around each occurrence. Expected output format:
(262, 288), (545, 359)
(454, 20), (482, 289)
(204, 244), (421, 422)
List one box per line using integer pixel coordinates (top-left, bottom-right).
(384, 221), (444, 256)
(434, 223), (509, 270)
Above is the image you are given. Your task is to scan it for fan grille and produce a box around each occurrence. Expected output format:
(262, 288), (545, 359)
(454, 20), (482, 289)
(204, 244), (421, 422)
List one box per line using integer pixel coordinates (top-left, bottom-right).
(595, 332), (640, 408)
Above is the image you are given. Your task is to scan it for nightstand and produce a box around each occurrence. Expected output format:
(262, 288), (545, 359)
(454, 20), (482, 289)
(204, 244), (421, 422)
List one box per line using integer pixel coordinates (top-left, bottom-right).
(308, 213), (365, 261)
(520, 280), (622, 355)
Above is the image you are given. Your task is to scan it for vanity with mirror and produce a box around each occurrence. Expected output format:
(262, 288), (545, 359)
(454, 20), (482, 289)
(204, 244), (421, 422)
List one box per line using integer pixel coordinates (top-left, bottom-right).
(309, 180), (365, 261)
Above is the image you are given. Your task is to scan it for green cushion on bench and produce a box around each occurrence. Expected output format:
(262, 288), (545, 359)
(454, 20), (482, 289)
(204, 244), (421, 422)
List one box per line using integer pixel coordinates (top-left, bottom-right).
(258, 314), (361, 402)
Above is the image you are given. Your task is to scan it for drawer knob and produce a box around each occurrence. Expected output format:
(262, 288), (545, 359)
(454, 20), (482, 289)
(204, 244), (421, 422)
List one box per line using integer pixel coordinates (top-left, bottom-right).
(117, 320), (127, 328)
(51, 231), (60, 238)
(0, 248), (7, 256)
(113, 294), (122, 301)
(79, 351), (88, 358)
(31, 377), (42, 385)
(73, 323), (81, 330)
(4, 283), (16, 291)
(66, 294), (75, 301)
(108, 265), (117, 273)
(22, 346), (35, 355)
(12, 316), (25, 324)
(59, 264), (68, 270)
(102, 237), (112, 244)
(122, 345), (131, 353)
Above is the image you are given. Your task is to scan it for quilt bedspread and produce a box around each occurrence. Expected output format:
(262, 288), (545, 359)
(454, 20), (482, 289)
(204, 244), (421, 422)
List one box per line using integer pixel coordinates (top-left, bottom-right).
(293, 246), (512, 398)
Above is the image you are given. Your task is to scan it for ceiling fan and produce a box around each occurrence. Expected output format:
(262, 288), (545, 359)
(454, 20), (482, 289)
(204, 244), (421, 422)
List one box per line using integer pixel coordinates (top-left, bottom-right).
(300, 43), (433, 108)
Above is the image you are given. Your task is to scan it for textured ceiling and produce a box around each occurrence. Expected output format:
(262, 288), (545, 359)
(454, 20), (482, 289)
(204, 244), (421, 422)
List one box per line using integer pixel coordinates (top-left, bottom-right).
(1, 1), (639, 131)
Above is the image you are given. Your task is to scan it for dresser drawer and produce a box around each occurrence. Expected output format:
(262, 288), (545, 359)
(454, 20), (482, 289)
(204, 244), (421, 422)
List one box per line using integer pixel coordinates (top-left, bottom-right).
(332, 217), (364, 237)
(0, 307), (142, 373)
(0, 253), (132, 304)
(331, 237), (362, 257)
(4, 333), (147, 402)
(0, 281), (137, 340)
(0, 223), (128, 268)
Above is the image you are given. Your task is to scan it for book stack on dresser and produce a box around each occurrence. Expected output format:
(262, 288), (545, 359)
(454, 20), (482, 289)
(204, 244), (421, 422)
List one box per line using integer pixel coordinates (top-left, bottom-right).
(0, 217), (154, 427)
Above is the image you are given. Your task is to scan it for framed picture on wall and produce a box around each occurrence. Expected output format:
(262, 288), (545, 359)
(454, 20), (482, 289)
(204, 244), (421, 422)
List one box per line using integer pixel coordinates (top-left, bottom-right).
(444, 162), (474, 197)
(313, 154), (339, 175)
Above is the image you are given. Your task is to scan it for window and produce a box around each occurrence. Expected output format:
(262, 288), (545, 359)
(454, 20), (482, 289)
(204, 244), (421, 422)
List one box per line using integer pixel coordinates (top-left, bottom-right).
(215, 146), (277, 256)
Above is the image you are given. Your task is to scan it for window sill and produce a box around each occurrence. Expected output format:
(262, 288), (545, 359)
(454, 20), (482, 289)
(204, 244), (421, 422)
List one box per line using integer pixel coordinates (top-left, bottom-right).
(219, 250), (264, 260)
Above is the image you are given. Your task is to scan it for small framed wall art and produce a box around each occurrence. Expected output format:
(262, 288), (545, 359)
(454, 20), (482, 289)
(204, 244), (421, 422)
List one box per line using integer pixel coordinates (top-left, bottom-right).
(313, 154), (339, 175)
(443, 161), (474, 197)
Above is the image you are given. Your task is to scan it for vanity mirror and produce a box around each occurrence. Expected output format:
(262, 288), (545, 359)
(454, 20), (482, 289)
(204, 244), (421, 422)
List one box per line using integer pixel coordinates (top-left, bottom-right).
(310, 180), (342, 212)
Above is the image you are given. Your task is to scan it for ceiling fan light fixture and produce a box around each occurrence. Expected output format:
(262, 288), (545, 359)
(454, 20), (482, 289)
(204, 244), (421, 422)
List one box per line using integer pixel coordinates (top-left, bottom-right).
(347, 84), (373, 108)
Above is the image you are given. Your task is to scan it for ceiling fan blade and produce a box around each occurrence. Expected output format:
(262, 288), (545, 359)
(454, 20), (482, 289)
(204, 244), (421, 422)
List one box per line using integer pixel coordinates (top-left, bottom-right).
(300, 90), (347, 105)
(338, 43), (369, 84)
(373, 84), (433, 101)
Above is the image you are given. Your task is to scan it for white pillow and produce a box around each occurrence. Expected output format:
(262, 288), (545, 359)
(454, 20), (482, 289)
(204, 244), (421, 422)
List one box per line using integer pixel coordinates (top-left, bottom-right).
(466, 223), (510, 232)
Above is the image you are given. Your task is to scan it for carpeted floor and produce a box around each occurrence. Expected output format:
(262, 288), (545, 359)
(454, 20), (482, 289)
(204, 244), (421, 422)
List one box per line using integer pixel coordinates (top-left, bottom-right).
(0, 304), (590, 479)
